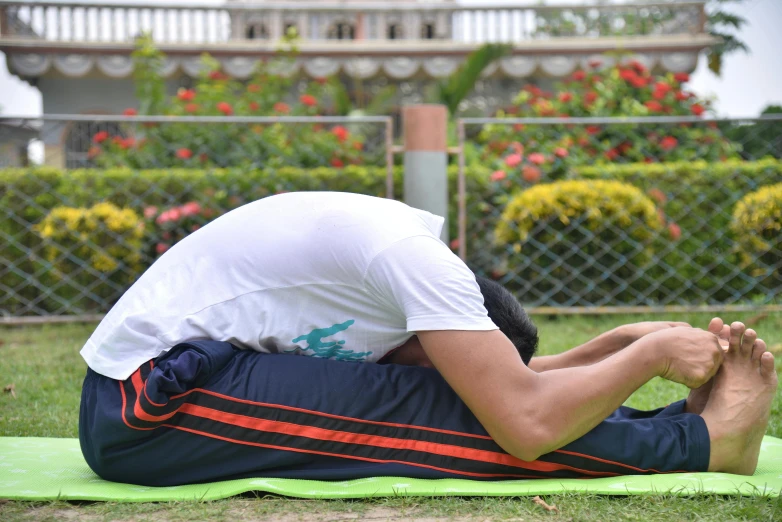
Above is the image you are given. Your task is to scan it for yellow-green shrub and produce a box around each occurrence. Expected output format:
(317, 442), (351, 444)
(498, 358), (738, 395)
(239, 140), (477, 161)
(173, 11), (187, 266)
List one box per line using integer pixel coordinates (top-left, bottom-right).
(732, 183), (782, 286)
(36, 203), (144, 311)
(495, 180), (662, 305)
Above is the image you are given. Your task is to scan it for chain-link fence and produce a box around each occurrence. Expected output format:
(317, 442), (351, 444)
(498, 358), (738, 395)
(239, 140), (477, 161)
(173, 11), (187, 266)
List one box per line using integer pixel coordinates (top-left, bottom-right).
(1, 114), (394, 320)
(456, 115), (782, 311)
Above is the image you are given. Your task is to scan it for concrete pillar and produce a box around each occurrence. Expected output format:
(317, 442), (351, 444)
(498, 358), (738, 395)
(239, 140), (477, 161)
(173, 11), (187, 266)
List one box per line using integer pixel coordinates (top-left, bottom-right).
(403, 104), (449, 243)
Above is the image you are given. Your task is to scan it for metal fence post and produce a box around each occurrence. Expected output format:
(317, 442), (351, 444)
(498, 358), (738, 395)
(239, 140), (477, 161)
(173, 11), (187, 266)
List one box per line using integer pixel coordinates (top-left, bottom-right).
(402, 104), (449, 243)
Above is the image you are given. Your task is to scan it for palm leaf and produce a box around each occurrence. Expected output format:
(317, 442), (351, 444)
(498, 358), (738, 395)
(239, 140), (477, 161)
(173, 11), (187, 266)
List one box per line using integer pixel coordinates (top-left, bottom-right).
(437, 43), (512, 116)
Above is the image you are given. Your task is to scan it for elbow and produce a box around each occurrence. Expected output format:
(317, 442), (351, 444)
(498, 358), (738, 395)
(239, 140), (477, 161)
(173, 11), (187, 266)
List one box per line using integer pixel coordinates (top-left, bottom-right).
(502, 425), (556, 462)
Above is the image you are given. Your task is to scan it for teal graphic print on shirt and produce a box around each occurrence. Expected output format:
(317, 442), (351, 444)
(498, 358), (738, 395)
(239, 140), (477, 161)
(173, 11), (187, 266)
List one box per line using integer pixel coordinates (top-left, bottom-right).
(289, 319), (372, 361)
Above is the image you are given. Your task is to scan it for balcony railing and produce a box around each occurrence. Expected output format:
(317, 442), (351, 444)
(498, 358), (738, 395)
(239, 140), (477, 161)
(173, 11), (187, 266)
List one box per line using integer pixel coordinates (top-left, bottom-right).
(0, 1), (707, 46)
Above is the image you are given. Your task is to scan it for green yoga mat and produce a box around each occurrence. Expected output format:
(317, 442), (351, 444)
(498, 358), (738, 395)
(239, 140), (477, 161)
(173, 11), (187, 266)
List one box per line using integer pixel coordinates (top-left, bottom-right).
(1, 437), (781, 502)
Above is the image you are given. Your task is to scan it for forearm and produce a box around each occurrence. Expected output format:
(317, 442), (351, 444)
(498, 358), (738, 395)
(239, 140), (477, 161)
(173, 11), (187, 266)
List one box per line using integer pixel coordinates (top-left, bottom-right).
(528, 328), (627, 372)
(496, 338), (661, 460)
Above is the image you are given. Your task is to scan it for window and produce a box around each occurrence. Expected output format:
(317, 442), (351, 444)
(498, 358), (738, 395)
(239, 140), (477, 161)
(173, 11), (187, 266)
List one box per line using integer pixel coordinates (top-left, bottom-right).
(327, 22), (355, 40)
(388, 24), (403, 40)
(245, 23), (268, 40)
(422, 23), (436, 40)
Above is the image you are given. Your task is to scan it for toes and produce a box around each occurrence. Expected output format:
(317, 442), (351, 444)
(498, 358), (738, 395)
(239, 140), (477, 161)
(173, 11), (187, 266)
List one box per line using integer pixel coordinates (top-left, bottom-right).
(720, 325), (731, 341)
(708, 317), (723, 335)
(728, 322), (745, 354)
(752, 339), (767, 361)
(760, 352), (777, 380)
(741, 329), (757, 356)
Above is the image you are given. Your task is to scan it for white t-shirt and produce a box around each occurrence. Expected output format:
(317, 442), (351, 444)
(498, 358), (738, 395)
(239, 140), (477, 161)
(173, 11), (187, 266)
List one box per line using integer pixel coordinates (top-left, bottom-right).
(81, 192), (497, 380)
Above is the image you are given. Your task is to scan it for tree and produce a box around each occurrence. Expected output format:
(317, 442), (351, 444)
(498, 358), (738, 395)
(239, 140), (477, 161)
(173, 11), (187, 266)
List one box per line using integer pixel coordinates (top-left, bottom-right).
(705, 0), (750, 76)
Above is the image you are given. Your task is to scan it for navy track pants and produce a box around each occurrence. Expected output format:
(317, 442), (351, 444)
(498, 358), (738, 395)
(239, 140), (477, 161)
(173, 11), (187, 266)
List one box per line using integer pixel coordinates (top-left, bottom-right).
(79, 340), (710, 486)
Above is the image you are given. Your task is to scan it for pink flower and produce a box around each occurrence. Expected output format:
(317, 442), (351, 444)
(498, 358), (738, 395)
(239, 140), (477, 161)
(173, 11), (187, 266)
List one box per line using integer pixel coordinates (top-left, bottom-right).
(554, 147), (568, 158)
(143, 206), (158, 219)
(274, 102), (290, 114)
(571, 70), (586, 81)
(449, 238), (460, 250)
(122, 108), (137, 116)
(558, 92), (573, 103)
(216, 102), (233, 116)
(249, 102), (260, 111)
(181, 201), (201, 217)
(528, 153), (546, 165)
(185, 103), (199, 113)
(176, 148), (193, 159)
(504, 153), (523, 168)
(668, 222), (682, 240)
(156, 243), (170, 254)
(490, 170), (507, 182)
(522, 165), (541, 183)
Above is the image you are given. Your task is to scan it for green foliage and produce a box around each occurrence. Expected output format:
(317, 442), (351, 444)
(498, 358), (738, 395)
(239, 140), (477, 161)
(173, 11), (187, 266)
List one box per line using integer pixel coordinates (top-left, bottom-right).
(432, 43), (511, 116)
(495, 180), (662, 304)
(131, 32), (167, 115)
(706, 0), (750, 76)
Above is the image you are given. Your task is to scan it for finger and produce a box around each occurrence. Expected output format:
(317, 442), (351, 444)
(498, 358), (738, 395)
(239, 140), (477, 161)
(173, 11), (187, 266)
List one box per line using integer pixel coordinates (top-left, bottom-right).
(741, 329), (757, 357)
(728, 321), (745, 354)
(707, 317), (723, 335)
(669, 322), (691, 328)
(752, 338), (767, 361)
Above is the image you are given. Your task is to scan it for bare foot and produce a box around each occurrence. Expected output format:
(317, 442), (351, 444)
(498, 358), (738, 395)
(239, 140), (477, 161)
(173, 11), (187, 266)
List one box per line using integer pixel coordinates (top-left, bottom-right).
(685, 318), (731, 414)
(701, 322), (778, 475)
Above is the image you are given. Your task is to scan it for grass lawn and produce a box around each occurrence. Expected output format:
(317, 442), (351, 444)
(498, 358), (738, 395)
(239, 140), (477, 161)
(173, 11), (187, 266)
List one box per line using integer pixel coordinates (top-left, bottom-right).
(2, 312), (782, 521)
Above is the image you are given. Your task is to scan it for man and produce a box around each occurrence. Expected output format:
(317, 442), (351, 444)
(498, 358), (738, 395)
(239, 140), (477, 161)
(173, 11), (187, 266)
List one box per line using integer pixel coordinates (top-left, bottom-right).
(79, 192), (777, 486)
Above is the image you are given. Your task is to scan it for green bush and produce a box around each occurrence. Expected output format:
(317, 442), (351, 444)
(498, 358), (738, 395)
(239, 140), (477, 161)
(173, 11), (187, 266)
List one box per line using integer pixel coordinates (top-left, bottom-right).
(494, 180), (662, 305)
(732, 183), (782, 293)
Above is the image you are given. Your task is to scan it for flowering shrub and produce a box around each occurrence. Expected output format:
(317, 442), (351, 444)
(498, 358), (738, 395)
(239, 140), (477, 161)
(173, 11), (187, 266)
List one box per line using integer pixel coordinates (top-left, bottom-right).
(493, 180), (663, 304)
(732, 183), (782, 287)
(89, 34), (367, 169)
(479, 60), (739, 182)
(35, 202), (144, 309)
(144, 201), (222, 257)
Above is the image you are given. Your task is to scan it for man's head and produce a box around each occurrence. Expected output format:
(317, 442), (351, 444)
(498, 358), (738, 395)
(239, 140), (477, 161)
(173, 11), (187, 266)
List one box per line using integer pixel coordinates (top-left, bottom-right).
(475, 276), (538, 365)
(383, 276), (538, 367)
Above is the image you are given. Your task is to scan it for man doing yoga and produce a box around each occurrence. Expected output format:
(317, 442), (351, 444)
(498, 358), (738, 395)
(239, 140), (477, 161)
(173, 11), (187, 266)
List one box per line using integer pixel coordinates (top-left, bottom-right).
(79, 192), (777, 486)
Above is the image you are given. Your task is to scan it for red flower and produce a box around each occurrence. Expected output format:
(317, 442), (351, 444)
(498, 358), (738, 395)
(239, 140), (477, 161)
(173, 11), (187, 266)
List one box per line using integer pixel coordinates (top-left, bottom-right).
(675, 91), (688, 101)
(273, 102), (290, 114)
(504, 153), (523, 168)
(490, 170), (507, 182)
(117, 137), (134, 150)
(300, 94), (318, 107)
(330, 157), (345, 168)
(513, 123), (525, 132)
(586, 125), (601, 135)
(528, 153), (546, 165)
(584, 91), (598, 104)
(93, 131), (109, 144)
(208, 70), (227, 80)
(155, 243), (170, 255)
(87, 146), (101, 158)
(660, 136), (678, 151)
(522, 165), (541, 183)
(554, 147), (568, 158)
(577, 136), (590, 146)
(122, 108), (137, 116)
(690, 103), (705, 116)
(604, 148), (619, 161)
(177, 88), (196, 101)
(352, 141), (364, 151)
(668, 222), (682, 240)
(191, 225), (201, 232)
(629, 60), (647, 74)
(648, 188), (667, 204)
(558, 92), (573, 103)
(654, 81), (672, 94)
(619, 69), (637, 82)
(176, 148), (193, 159)
(247, 83), (261, 93)
(652, 89), (667, 100)
(571, 70), (586, 81)
(143, 206), (158, 219)
(216, 102), (233, 116)
(315, 77), (328, 85)
(249, 101), (260, 111)
(181, 201), (201, 216)
(331, 125), (349, 142)
(588, 59), (602, 69)
(630, 77), (648, 89)
(645, 100), (663, 112)
(673, 72), (690, 83)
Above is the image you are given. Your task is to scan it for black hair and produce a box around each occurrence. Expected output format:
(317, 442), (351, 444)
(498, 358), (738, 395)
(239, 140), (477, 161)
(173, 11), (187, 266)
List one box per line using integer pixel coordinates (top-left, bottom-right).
(476, 276), (538, 365)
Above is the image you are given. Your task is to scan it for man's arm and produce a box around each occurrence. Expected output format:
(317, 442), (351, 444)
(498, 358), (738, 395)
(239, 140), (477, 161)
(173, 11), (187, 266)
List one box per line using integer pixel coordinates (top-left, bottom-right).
(528, 321), (691, 373)
(417, 327), (722, 461)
